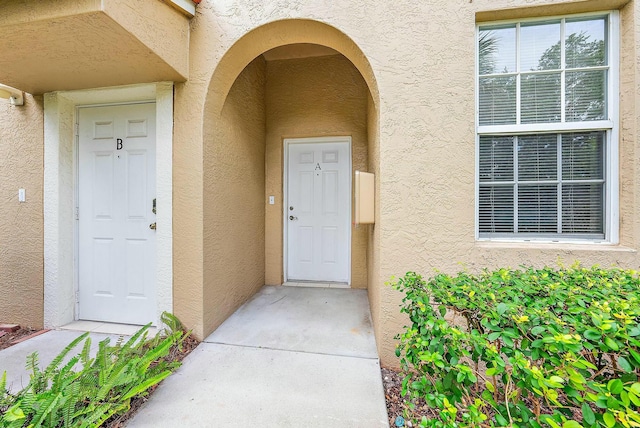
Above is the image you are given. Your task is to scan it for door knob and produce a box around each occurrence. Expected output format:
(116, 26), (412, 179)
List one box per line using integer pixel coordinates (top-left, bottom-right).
(289, 216), (298, 221)
(149, 222), (157, 230)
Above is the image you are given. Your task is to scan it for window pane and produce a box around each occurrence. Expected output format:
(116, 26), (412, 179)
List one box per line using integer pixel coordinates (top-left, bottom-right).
(479, 136), (514, 182)
(479, 26), (516, 75)
(562, 132), (604, 180)
(479, 75), (516, 125)
(521, 21), (561, 71)
(521, 72), (561, 123)
(479, 185), (514, 233)
(562, 184), (604, 234)
(518, 135), (557, 181)
(518, 185), (558, 233)
(565, 69), (606, 121)
(566, 18), (606, 68)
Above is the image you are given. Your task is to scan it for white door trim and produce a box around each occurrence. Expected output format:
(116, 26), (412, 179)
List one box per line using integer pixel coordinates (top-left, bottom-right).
(283, 136), (352, 285)
(44, 83), (173, 328)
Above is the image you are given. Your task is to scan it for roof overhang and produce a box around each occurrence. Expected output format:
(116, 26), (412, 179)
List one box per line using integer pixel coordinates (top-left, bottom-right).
(0, 0), (191, 95)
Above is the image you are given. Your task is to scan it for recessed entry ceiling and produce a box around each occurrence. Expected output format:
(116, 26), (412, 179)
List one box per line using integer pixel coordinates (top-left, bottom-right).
(262, 44), (341, 61)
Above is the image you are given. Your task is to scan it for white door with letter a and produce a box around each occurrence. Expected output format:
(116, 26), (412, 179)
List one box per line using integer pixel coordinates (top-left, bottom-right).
(78, 103), (157, 325)
(286, 138), (350, 283)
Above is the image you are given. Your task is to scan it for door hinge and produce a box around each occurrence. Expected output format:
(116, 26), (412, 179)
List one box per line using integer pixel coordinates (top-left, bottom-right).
(75, 207), (79, 220)
(75, 123), (79, 137)
(75, 291), (80, 304)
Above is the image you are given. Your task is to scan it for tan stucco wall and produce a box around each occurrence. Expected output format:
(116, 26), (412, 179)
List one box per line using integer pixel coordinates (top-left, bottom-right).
(0, 0), (188, 94)
(0, 95), (44, 328)
(264, 54), (369, 288)
(175, 0), (640, 368)
(2, 0), (639, 369)
(201, 57), (267, 338)
(366, 92), (382, 347)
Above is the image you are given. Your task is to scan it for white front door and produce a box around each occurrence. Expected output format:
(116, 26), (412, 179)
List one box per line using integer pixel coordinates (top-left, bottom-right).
(78, 103), (157, 325)
(286, 139), (351, 283)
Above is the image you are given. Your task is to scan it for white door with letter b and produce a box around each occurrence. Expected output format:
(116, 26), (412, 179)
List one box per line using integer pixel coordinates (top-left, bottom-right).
(78, 103), (157, 325)
(287, 139), (350, 283)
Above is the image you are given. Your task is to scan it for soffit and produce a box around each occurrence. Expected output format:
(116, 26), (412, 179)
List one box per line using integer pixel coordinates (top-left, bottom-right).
(262, 44), (341, 61)
(0, 0), (190, 95)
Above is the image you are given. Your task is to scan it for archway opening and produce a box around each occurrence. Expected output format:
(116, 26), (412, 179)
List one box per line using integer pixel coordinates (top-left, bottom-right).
(201, 20), (381, 339)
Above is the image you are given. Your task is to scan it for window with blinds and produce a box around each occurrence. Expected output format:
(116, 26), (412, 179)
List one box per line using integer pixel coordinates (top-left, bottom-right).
(477, 14), (616, 240)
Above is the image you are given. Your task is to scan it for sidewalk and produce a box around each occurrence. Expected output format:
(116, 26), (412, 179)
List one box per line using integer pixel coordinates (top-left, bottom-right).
(126, 285), (389, 427)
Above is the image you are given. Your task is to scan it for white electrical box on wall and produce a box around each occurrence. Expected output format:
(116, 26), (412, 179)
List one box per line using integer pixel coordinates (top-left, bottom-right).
(354, 171), (374, 225)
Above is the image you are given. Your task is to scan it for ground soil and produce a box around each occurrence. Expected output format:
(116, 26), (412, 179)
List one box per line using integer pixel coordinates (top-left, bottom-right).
(382, 367), (438, 427)
(0, 328), (46, 351)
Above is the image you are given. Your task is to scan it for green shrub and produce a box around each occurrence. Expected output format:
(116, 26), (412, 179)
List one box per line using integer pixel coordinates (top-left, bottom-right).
(391, 265), (640, 428)
(0, 312), (186, 428)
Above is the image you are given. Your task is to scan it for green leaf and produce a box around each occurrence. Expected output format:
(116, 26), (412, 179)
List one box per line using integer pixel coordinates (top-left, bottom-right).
(603, 411), (616, 428)
(549, 376), (564, 384)
(618, 356), (633, 373)
(629, 349), (640, 364)
(487, 332), (501, 342)
(563, 421), (581, 428)
(3, 404), (26, 422)
(438, 305), (447, 317)
(485, 381), (495, 393)
(583, 329), (601, 341)
(502, 335), (514, 348)
(608, 379), (624, 395)
(582, 403), (595, 426)
(496, 303), (508, 316)
(531, 326), (546, 335)
(122, 370), (172, 400)
(605, 337), (619, 351)
(495, 413), (508, 426)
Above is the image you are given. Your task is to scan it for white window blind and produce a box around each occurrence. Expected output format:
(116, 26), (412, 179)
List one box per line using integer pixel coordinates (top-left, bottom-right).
(477, 14), (615, 240)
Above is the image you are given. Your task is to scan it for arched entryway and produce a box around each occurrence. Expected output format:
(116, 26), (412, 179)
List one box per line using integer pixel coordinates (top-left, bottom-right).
(200, 19), (381, 338)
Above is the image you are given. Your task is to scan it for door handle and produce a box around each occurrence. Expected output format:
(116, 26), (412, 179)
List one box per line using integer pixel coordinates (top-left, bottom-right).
(289, 216), (298, 221)
(149, 222), (157, 230)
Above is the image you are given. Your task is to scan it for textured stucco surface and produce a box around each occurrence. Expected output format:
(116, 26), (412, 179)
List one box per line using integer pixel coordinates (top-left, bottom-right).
(202, 57), (267, 338)
(264, 54), (369, 288)
(4, 0), (640, 369)
(0, 0), (188, 94)
(185, 0), (640, 367)
(0, 95), (44, 328)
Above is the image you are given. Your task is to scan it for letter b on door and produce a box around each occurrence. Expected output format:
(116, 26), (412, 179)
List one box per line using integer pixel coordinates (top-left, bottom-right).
(116, 138), (123, 150)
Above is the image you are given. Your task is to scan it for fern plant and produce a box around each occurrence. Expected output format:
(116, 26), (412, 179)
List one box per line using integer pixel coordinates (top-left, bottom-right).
(0, 312), (187, 428)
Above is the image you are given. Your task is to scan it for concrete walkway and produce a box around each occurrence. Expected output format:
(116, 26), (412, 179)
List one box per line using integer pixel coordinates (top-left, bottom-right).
(127, 285), (389, 427)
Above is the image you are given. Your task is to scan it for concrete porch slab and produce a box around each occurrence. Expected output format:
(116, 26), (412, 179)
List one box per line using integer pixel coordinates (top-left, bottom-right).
(125, 342), (388, 427)
(204, 285), (378, 358)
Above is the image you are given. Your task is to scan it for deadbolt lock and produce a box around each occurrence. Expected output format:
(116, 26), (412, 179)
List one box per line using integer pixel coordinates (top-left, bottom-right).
(149, 222), (157, 230)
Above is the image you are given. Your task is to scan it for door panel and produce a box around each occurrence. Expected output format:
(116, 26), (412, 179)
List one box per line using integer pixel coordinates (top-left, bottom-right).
(287, 141), (350, 283)
(78, 103), (156, 325)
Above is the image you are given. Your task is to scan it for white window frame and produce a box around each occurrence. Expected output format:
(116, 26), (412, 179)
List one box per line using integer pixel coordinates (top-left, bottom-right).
(475, 11), (620, 244)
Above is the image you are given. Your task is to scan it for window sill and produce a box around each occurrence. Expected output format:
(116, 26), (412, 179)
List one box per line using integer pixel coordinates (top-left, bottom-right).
(475, 240), (636, 253)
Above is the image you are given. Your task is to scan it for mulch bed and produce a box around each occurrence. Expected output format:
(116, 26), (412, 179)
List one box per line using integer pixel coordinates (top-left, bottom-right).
(103, 332), (200, 428)
(382, 367), (438, 427)
(0, 327), (48, 351)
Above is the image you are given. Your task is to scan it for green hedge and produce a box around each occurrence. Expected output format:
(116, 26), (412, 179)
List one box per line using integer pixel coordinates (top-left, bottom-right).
(392, 265), (640, 428)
